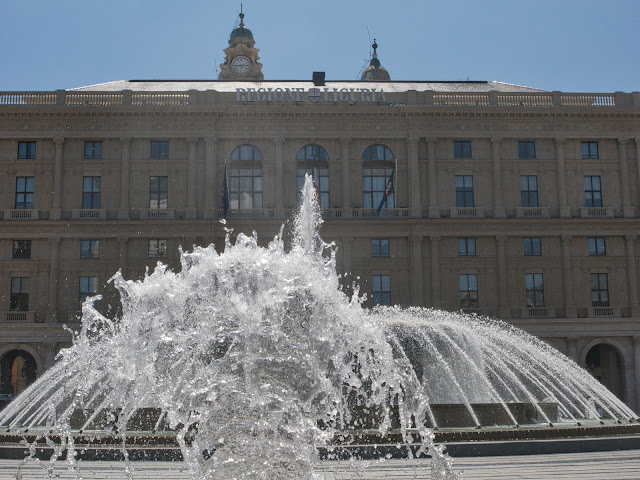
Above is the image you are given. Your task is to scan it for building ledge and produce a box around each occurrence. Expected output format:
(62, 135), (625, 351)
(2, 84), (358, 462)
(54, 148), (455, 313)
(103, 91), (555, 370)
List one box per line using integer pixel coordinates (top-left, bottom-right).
(3, 209), (39, 220)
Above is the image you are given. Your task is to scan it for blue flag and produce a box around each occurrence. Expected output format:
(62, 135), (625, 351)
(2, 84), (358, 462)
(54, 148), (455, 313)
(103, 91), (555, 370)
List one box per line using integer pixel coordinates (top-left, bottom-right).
(222, 164), (230, 218)
(376, 165), (395, 216)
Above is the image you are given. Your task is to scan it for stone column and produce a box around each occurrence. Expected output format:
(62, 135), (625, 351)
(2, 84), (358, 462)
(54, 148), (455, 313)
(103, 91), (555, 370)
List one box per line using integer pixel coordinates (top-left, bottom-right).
(491, 137), (505, 218)
(555, 137), (570, 218)
(633, 336), (640, 413)
(625, 235), (640, 317)
(204, 137), (218, 219)
(636, 138), (640, 204)
(496, 235), (509, 318)
(186, 137), (198, 219)
(618, 139), (634, 217)
(51, 137), (64, 220)
(430, 235), (441, 307)
(410, 234), (424, 306)
(340, 137), (351, 214)
(426, 137), (440, 218)
(566, 336), (578, 362)
(561, 234), (577, 318)
(118, 237), (129, 278)
(274, 137), (285, 215)
(341, 236), (353, 275)
(118, 137), (132, 219)
(407, 136), (421, 217)
(47, 237), (60, 323)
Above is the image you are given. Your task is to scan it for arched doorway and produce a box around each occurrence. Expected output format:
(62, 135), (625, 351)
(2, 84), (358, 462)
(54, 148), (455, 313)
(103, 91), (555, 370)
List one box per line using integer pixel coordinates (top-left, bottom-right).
(0, 350), (37, 397)
(584, 344), (625, 401)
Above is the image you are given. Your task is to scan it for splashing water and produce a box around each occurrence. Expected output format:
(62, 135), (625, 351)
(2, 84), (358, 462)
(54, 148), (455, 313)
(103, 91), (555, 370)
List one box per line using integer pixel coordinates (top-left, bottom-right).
(0, 176), (636, 479)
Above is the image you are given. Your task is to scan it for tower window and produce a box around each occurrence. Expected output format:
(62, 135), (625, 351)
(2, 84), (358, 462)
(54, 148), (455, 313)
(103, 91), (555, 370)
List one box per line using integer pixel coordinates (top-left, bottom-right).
(17, 141), (36, 159)
(454, 141), (472, 158)
(518, 141), (536, 159)
(84, 141), (103, 159)
(151, 141), (169, 159)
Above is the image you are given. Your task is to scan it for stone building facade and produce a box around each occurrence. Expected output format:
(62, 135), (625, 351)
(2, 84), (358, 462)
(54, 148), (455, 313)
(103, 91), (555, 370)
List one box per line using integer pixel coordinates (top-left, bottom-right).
(0, 15), (639, 412)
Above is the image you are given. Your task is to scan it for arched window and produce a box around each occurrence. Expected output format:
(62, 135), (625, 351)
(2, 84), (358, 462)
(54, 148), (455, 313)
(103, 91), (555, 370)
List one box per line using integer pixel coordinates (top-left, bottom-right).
(229, 144), (263, 210)
(296, 144), (329, 209)
(0, 350), (37, 397)
(362, 144), (395, 210)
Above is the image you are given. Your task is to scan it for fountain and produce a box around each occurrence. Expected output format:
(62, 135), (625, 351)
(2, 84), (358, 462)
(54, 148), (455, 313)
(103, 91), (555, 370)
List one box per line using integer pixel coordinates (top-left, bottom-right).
(0, 176), (637, 479)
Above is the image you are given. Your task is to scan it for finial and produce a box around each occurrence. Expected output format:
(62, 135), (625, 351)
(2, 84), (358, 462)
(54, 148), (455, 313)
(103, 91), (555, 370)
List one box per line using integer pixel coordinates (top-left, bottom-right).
(239, 3), (245, 26)
(372, 39), (378, 57)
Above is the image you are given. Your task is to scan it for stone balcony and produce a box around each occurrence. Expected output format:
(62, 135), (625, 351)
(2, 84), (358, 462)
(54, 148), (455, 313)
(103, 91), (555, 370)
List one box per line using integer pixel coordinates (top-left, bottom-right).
(588, 307), (621, 318)
(516, 207), (550, 219)
(140, 209), (175, 220)
(3, 311), (34, 322)
(520, 306), (556, 319)
(3, 209), (39, 220)
(71, 209), (107, 220)
(450, 207), (485, 219)
(580, 207), (615, 218)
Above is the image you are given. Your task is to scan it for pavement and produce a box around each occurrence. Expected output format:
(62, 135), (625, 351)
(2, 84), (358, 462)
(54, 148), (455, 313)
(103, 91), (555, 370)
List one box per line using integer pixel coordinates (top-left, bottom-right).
(0, 449), (639, 479)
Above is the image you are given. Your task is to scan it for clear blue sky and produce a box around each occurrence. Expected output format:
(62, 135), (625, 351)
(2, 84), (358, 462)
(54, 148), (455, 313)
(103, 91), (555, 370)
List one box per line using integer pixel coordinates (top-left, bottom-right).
(1, 0), (638, 93)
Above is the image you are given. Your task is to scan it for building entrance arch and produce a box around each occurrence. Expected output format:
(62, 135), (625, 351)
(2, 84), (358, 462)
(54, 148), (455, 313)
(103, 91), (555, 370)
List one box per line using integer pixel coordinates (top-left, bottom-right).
(0, 350), (37, 397)
(584, 343), (625, 402)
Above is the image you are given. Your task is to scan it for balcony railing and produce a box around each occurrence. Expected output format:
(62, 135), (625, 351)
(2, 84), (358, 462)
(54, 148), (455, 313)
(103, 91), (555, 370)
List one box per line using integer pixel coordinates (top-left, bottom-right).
(588, 307), (621, 318)
(140, 208), (175, 219)
(352, 208), (410, 218)
(516, 207), (550, 218)
(521, 306), (556, 318)
(4, 311), (34, 322)
(460, 307), (487, 316)
(580, 207), (614, 218)
(72, 209), (106, 220)
(3, 209), (39, 220)
(218, 209), (277, 219)
(450, 207), (484, 218)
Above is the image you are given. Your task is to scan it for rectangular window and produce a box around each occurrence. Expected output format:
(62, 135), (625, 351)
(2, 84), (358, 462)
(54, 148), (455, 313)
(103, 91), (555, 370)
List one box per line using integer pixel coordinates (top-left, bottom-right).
(149, 176), (168, 209)
(582, 141), (599, 159)
(82, 176), (101, 209)
(84, 141), (103, 159)
(454, 141), (472, 158)
(518, 141), (536, 159)
(523, 237), (542, 256)
(80, 240), (100, 259)
(148, 239), (167, 258)
(372, 275), (391, 306)
(590, 273), (609, 307)
(15, 176), (34, 209)
(17, 141), (36, 159)
(458, 238), (476, 256)
(362, 167), (395, 210)
(455, 175), (474, 207)
(525, 273), (545, 307)
(520, 175), (539, 207)
(10, 277), (29, 311)
(371, 239), (390, 257)
(151, 141), (169, 159)
(79, 276), (98, 303)
(459, 274), (478, 308)
(12, 240), (32, 259)
(584, 176), (602, 207)
(588, 237), (606, 256)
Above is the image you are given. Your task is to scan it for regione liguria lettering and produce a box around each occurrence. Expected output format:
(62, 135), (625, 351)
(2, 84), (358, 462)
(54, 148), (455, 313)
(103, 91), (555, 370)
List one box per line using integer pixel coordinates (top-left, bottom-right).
(236, 87), (387, 104)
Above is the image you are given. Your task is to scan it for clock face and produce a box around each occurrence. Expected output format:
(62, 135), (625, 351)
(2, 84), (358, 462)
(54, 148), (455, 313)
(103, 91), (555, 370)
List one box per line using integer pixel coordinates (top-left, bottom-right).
(232, 56), (251, 74)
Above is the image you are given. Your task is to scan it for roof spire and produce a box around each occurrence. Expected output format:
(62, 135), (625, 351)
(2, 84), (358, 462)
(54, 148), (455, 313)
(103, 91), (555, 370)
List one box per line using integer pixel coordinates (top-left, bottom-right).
(361, 37), (390, 82)
(239, 3), (245, 26)
(372, 39), (378, 58)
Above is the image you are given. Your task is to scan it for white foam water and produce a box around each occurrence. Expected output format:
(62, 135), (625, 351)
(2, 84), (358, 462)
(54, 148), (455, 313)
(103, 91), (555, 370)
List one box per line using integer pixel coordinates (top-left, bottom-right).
(0, 176), (635, 479)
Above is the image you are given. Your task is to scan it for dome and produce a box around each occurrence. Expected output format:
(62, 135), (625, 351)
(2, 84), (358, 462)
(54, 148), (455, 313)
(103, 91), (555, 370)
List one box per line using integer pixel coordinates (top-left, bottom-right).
(230, 25), (254, 41)
(360, 39), (391, 82)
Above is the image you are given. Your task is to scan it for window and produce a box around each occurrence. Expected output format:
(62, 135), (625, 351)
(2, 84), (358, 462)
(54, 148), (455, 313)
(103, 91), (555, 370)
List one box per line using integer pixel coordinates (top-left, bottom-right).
(520, 175), (539, 207)
(79, 276), (98, 303)
(371, 239), (390, 257)
(588, 237), (606, 256)
(151, 141), (169, 159)
(590, 273), (609, 307)
(148, 239), (167, 258)
(584, 176), (602, 207)
(458, 238), (476, 256)
(149, 176), (168, 209)
(459, 274), (478, 308)
(372, 275), (391, 306)
(523, 237), (542, 256)
(84, 141), (103, 159)
(82, 176), (101, 209)
(17, 141), (36, 159)
(10, 277), (29, 311)
(230, 144), (263, 209)
(525, 273), (545, 307)
(582, 141), (599, 159)
(15, 177), (34, 209)
(12, 240), (32, 259)
(455, 175), (474, 207)
(362, 144), (395, 210)
(80, 240), (99, 259)
(296, 144), (329, 209)
(454, 141), (472, 158)
(518, 141), (536, 159)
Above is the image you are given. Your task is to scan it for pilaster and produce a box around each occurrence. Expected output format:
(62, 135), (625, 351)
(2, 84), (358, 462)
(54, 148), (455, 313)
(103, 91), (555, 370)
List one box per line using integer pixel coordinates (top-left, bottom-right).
(340, 137), (351, 214)
(625, 235), (640, 316)
(496, 235), (509, 318)
(51, 137), (64, 220)
(618, 138), (634, 217)
(566, 336), (578, 362)
(204, 137), (218, 219)
(633, 335), (640, 414)
(47, 237), (60, 323)
(555, 137), (570, 218)
(118, 237), (129, 278)
(430, 235), (441, 307)
(118, 137), (132, 219)
(426, 137), (439, 218)
(407, 136), (421, 217)
(561, 234), (577, 318)
(491, 137), (505, 218)
(186, 137), (198, 219)
(410, 234), (424, 306)
(341, 236), (353, 275)
(274, 137), (285, 215)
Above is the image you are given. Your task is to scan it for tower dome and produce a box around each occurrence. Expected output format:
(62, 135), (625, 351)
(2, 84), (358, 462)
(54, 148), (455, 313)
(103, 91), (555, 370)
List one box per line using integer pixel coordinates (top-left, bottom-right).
(218, 10), (264, 81)
(361, 40), (391, 82)
(229, 13), (254, 43)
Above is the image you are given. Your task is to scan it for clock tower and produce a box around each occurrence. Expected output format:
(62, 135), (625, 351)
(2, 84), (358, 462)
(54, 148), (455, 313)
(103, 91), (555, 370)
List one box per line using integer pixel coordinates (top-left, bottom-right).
(218, 11), (264, 81)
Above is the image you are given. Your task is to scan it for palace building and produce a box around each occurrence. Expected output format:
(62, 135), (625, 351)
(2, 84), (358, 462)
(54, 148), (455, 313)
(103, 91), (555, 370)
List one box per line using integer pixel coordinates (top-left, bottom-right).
(1, 12), (639, 412)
